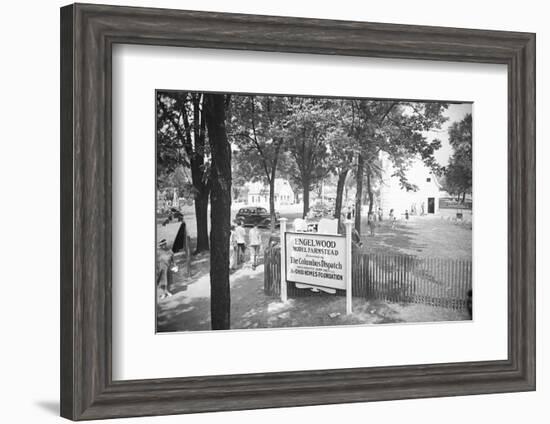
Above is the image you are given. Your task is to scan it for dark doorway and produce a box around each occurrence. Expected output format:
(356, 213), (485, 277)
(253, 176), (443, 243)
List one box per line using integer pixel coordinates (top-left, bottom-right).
(427, 197), (435, 214)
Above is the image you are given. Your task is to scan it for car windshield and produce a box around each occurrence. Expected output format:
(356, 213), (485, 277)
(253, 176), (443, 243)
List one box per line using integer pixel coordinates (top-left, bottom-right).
(257, 208), (267, 214)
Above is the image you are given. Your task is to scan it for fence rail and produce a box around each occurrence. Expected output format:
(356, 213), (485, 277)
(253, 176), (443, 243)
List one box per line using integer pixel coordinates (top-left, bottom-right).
(264, 247), (472, 311)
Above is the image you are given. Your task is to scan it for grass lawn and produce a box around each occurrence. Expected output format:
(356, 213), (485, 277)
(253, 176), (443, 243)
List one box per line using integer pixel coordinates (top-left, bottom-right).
(357, 215), (471, 260)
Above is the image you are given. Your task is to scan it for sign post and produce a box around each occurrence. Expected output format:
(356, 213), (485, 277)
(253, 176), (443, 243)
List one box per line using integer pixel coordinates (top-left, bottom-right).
(281, 219), (353, 315)
(279, 217), (288, 303)
(345, 220), (353, 315)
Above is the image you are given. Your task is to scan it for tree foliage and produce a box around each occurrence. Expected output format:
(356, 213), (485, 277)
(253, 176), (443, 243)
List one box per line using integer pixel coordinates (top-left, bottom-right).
(229, 96), (292, 229)
(351, 101), (447, 187)
(444, 113), (472, 201)
(283, 98), (341, 216)
(156, 91), (211, 252)
(343, 100), (448, 231)
(157, 165), (195, 204)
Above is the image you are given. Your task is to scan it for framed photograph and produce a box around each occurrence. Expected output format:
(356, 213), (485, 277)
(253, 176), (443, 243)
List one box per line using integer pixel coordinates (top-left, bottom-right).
(60, 3), (535, 420)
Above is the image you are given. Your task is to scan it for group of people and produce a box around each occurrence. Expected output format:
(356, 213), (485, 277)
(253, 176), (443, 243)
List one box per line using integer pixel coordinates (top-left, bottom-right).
(156, 219), (264, 302)
(229, 221), (263, 270)
(366, 207), (404, 235)
(365, 203), (430, 235)
(409, 201), (426, 216)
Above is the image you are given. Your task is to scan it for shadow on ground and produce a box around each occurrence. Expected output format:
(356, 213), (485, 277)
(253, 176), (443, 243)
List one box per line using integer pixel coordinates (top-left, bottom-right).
(157, 263), (469, 332)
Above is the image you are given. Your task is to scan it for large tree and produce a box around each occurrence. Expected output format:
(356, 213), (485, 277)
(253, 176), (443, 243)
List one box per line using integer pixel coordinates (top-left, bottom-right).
(285, 98), (337, 217)
(204, 93), (232, 330)
(157, 91), (210, 253)
(349, 100), (448, 233)
(323, 100), (357, 225)
(444, 113), (472, 202)
(229, 96), (291, 231)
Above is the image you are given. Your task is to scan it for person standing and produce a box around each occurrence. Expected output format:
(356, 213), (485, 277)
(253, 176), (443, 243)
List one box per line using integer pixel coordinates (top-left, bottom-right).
(378, 207), (383, 222)
(248, 223), (261, 270)
(156, 238), (174, 300)
(389, 209), (396, 229)
(367, 211), (375, 236)
(229, 225), (237, 271)
(235, 220), (247, 265)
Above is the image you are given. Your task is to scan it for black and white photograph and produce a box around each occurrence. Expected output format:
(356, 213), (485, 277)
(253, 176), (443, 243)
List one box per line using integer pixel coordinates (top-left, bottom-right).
(0, 0), (542, 422)
(156, 91), (473, 332)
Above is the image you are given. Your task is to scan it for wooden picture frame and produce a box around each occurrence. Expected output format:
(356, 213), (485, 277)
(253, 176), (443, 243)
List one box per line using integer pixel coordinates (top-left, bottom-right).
(60, 3), (535, 420)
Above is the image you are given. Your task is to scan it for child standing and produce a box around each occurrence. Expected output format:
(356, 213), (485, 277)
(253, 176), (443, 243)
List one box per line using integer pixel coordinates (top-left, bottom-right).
(229, 225), (237, 271)
(248, 223), (262, 270)
(389, 209), (396, 229)
(235, 221), (246, 265)
(156, 238), (174, 300)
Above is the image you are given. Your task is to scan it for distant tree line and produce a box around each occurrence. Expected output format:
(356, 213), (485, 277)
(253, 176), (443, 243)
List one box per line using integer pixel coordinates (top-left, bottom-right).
(442, 113), (472, 203)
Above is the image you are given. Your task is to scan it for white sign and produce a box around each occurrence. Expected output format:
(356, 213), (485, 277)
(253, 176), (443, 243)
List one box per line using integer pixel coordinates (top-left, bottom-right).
(285, 232), (347, 290)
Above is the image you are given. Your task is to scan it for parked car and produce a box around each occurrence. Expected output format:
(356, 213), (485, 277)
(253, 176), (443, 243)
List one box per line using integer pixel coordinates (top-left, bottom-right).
(235, 207), (280, 228)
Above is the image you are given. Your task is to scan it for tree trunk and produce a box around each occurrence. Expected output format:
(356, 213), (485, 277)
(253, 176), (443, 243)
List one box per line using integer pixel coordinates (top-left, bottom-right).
(205, 94), (231, 330)
(334, 169), (348, 226)
(366, 169), (374, 214)
(190, 94), (210, 253)
(302, 176), (310, 218)
(269, 177), (276, 232)
(462, 191), (466, 203)
(268, 147), (281, 233)
(194, 191), (209, 253)
(189, 164), (210, 253)
(355, 154), (364, 234)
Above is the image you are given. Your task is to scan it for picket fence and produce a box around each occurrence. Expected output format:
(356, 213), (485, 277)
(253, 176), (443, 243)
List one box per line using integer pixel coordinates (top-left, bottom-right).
(264, 246), (472, 311)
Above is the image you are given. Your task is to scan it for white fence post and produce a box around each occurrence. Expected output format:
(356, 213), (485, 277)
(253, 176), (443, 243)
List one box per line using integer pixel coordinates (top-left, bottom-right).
(345, 220), (353, 315)
(279, 218), (288, 303)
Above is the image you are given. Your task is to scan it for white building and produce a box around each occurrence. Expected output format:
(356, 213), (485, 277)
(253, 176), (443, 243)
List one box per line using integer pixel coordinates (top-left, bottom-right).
(246, 178), (295, 206)
(378, 153), (442, 216)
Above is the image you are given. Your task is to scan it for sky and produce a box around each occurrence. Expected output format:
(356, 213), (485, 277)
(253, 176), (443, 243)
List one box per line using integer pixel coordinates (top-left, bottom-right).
(426, 102), (472, 167)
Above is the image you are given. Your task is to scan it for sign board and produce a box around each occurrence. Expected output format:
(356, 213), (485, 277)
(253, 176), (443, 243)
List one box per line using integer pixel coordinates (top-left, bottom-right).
(284, 231), (347, 290)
